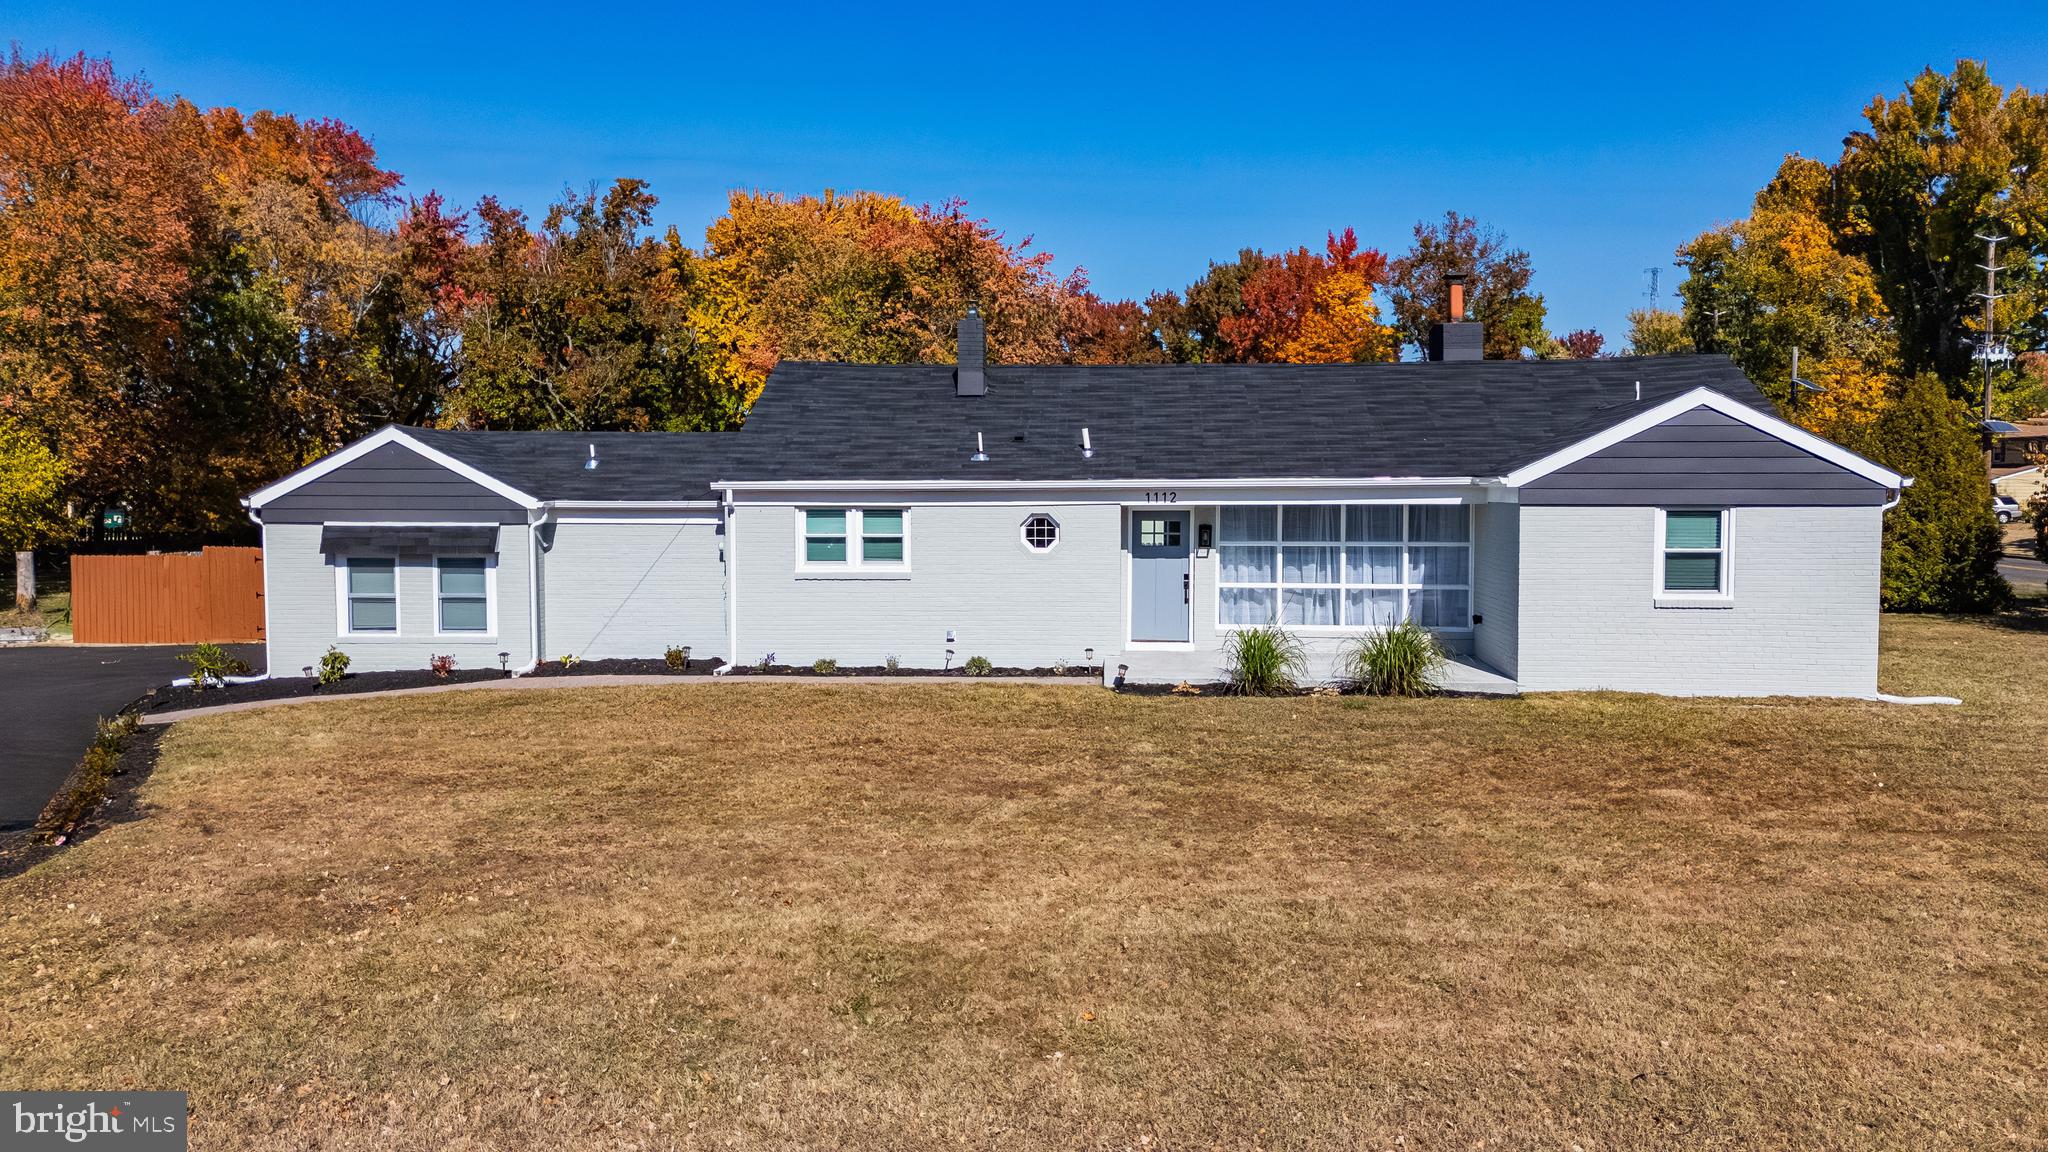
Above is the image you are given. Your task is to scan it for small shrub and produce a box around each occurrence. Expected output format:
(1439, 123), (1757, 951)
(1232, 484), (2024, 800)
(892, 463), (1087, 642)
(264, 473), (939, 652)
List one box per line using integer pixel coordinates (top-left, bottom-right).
(559, 654), (580, 669)
(317, 646), (350, 686)
(812, 658), (839, 674)
(962, 655), (993, 677)
(883, 654), (900, 672)
(1222, 622), (1307, 695)
(758, 651), (775, 671)
(429, 654), (457, 680)
(1346, 620), (1446, 697)
(35, 713), (139, 843)
(1051, 658), (1069, 675)
(179, 642), (252, 691)
(2030, 484), (2048, 561)
(665, 645), (689, 671)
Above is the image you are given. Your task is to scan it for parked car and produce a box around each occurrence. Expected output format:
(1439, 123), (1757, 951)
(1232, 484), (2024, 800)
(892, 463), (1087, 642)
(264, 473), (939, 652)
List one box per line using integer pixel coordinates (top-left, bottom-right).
(1993, 494), (2022, 523)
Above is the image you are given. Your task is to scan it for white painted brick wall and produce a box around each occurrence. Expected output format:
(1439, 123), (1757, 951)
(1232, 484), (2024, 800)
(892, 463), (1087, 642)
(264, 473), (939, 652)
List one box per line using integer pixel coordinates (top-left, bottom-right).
(542, 522), (725, 660)
(265, 522), (535, 676)
(734, 502), (1124, 668)
(1515, 505), (1882, 696)
(1473, 502), (1520, 678)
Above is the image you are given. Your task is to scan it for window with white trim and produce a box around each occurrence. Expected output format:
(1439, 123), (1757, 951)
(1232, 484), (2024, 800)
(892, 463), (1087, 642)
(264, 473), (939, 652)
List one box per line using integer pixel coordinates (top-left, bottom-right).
(345, 558), (397, 634)
(1217, 504), (1470, 629)
(1659, 509), (1728, 596)
(1021, 513), (1060, 550)
(800, 508), (909, 569)
(436, 557), (490, 633)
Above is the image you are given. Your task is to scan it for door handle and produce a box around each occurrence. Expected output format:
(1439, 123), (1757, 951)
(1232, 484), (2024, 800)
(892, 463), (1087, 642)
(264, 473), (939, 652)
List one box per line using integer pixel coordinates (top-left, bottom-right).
(1183, 573), (1191, 604)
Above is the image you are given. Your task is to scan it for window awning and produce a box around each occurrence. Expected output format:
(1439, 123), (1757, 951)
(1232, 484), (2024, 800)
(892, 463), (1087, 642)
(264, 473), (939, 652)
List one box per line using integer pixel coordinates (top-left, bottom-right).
(318, 525), (499, 554)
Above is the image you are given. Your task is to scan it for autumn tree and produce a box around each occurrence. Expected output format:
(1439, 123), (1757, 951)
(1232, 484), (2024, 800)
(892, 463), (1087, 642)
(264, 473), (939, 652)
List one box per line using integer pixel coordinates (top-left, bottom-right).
(699, 190), (1086, 375)
(1677, 156), (1896, 409)
(1834, 62), (2048, 386)
(451, 180), (755, 431)
(1544, 329), (1605, 360)
(1387, 212), (1547, 359)
(0, 416), (70, 610)
(1625, 309), (1692, 356)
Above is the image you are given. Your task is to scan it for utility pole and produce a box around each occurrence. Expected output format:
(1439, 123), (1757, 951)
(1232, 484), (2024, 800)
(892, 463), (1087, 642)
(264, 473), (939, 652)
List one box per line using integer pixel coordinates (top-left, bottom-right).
(1974, 231), (2010, 469)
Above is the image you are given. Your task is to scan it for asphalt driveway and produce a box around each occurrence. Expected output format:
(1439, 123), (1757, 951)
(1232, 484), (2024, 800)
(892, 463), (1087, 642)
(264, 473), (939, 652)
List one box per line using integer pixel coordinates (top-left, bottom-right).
(0, 644), (263, 833)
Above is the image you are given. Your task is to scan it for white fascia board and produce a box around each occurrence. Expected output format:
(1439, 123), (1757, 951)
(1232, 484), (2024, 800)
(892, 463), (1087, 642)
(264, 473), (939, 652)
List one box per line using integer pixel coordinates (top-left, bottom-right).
(1499, 388), (1909, 490)
(714, 475), (1477, 492)
(548, 499), (722, 509)
(246, 426), (543, 511)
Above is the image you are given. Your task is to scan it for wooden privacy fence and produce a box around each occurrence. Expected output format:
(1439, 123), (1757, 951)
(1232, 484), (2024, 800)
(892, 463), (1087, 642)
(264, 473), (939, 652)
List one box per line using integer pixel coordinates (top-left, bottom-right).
(72, 547), (265, 645)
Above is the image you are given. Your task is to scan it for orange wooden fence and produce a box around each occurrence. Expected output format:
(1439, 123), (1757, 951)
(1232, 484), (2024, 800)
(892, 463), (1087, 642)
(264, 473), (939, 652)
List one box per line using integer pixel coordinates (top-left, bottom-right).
(72, 547), (265, 645)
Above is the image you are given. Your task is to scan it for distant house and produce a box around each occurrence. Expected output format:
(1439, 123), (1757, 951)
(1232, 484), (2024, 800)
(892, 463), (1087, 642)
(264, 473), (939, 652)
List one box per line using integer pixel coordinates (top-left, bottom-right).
(245, 303), (1910, 698)
(1991, 418), (2048, 468)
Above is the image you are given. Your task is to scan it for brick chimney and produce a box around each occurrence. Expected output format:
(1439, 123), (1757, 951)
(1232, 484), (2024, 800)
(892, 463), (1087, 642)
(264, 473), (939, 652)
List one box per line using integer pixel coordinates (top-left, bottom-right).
(1427, 272), (1483, 362)
(956, 305), (986, 396)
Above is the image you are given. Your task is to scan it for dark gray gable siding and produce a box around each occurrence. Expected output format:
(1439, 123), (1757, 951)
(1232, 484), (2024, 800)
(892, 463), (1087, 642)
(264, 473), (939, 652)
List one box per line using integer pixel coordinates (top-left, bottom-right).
(1520, 408), (1891, 507)
(262, 442), (527, 524)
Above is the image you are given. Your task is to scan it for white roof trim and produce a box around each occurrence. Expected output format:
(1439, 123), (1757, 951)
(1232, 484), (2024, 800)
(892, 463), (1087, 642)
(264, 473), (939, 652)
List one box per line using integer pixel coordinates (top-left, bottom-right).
(549, 499), (722, 509)
(1500, 388), (1909, 490)
(246, 426), (542, 511)
(714, 476), (1479, 492)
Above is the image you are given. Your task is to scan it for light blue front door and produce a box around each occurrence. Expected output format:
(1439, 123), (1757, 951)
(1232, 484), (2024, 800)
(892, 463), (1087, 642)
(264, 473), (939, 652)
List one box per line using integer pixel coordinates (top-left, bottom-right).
(1130, 511), (1190, 642)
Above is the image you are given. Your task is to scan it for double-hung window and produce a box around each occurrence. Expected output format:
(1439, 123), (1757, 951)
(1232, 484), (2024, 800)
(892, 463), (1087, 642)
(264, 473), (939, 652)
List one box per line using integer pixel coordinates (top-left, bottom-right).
(437, 557), (490, 633)
(344, 558), (397, 634)
(1218, 503), (1470, 630)
(800, 508), (909, 571)
(1658, 509), (1730, 599)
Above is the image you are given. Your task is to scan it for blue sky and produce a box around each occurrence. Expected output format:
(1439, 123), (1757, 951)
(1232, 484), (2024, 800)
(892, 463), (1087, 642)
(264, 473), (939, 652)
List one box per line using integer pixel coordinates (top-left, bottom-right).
(12, 1), (2048, 341)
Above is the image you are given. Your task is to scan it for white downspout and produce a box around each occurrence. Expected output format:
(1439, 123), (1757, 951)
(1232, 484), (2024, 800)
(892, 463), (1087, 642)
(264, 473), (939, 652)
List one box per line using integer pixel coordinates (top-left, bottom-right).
(519, 503), (550, 674)
(719, 487), (737, 674)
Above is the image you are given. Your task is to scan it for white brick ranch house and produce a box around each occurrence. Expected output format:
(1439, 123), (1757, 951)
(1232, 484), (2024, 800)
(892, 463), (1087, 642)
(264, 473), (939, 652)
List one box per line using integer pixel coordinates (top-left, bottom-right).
(244, 307), (1909, 696)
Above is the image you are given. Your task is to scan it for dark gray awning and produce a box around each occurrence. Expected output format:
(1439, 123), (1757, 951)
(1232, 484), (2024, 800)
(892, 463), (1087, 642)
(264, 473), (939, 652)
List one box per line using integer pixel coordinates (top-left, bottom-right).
(319, 524), (499, 554)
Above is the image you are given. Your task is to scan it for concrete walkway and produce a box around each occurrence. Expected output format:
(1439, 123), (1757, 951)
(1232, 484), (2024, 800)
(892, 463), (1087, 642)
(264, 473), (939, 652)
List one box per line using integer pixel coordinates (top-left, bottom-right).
(141, 673), (1093, 725)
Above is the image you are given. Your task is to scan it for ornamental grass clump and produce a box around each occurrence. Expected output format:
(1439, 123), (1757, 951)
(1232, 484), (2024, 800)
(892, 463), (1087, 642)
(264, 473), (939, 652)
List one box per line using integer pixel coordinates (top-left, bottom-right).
(1347, 620), (1446, 697)
(1222, 622), (1307, 696)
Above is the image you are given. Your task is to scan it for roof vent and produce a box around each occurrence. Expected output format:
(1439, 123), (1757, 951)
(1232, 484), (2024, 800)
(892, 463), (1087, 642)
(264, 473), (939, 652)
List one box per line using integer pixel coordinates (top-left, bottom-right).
(1426, 272), (1483, 362)
(1080, 427), (1094, 459)
(584, 444), (598, 470)
(970, 432), (989, 462)
(956, 305), (987, 397)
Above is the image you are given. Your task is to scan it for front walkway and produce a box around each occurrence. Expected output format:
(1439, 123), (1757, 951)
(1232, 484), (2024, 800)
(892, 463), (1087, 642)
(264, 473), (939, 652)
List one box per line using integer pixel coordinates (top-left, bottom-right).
(140, 673), (1089, 725)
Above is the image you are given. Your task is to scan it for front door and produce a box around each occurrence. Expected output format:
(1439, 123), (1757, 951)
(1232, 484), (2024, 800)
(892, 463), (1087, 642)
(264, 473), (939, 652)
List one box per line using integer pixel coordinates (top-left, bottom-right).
(1130, 511), (1191, 642)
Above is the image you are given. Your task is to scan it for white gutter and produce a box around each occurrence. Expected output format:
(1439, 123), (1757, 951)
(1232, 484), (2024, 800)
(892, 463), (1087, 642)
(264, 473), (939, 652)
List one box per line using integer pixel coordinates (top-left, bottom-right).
(713, 476), (1479, 492)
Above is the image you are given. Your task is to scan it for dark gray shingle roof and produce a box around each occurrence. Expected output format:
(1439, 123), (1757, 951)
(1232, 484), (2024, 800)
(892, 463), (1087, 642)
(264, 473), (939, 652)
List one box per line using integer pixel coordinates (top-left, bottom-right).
(727, 355), (1775, 483)
(392, 356), (1776, 497)
(400, 427), (746, 501)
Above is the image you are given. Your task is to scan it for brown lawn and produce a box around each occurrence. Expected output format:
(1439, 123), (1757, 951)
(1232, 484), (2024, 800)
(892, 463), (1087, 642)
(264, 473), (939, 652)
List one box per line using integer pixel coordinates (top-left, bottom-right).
(2, 614), (2044, 1150)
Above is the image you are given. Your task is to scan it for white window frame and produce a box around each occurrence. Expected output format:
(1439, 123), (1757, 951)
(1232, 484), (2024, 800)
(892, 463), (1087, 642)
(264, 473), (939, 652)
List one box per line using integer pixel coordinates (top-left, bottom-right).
(433, 554), (499, 637)
(1214, 503), (1473, 633)
(1020, 512), (1061, 553)
(794, 507), (911, 577)
(1653, 508), (1735, 607)
(336, 556), (401, 637)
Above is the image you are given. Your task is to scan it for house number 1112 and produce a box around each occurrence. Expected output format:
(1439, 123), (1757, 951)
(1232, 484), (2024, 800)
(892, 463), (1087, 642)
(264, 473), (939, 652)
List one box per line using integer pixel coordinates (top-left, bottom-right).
(1145, 490), (1179, 503)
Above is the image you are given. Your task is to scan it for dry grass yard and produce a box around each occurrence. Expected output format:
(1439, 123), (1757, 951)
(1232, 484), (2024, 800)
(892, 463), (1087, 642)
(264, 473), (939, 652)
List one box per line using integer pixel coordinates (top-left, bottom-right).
(2, 614), (2044, 1150)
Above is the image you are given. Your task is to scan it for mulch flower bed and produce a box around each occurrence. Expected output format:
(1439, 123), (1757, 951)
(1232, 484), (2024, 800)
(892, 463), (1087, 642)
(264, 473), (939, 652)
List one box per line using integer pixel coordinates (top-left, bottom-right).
(138, 668), (510, 713)
(524, 657), (725, 677)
